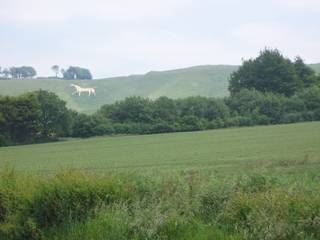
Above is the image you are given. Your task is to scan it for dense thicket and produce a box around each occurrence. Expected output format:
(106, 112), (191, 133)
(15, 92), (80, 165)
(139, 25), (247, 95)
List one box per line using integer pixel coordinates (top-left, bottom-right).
(229, 49), (320, 96)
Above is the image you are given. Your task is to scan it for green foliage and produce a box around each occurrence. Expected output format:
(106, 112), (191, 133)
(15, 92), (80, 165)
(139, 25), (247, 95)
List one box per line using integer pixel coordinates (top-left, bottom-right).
(1, 85), (320, 142)
(0, 90), (75, 145)
(62, 66), (92, 80)
(9, 66), (37, 79)
(72, 86), (320, 138)
(35, 90), (72, 138)
(0, 93), (41, 143)
(0, 170), (320, 240)
(229, 49), (319, 96)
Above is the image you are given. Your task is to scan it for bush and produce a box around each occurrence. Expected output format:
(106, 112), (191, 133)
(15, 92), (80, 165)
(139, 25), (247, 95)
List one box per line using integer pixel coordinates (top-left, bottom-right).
(0, 134), (9, 147)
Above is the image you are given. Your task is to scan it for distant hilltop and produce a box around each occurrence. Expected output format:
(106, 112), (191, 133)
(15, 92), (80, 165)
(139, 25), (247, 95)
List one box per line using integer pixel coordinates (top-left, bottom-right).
(0, 64), (319, 113)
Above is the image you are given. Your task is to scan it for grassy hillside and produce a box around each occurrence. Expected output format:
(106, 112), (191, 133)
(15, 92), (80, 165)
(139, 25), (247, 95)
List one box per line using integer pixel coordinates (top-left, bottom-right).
(1, 122), (319, 173)
(0, 65), (238, 113)
(0, 63), (318, 114)
(310, 63), (320, 74)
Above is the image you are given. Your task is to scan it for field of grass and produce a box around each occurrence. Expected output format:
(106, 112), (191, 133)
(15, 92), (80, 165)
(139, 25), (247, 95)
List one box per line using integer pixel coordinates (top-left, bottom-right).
(0, 65), (238, 113)
(1, 122), (319, 174)
(1, 122), (320, 240)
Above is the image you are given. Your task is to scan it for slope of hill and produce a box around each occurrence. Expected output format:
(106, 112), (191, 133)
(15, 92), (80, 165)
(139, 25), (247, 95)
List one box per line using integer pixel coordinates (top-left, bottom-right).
(309, 63), (320, 74)
(0, 65), (238, 113)
(0, 63), (318, 114)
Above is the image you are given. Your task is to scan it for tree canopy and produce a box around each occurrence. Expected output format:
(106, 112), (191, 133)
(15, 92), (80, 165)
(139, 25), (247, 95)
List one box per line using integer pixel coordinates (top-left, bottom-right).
(9, 66), (37, 79)
(229, 49), (319, 96)
(63, 66), (92, 80)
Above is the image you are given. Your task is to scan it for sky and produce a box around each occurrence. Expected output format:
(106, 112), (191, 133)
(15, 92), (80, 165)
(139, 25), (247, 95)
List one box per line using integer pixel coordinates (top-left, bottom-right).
(0, 0), (319, 78)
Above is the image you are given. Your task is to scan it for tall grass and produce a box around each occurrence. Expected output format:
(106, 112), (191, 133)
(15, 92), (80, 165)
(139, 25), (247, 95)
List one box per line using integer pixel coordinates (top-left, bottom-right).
(0, 169), (320, 239)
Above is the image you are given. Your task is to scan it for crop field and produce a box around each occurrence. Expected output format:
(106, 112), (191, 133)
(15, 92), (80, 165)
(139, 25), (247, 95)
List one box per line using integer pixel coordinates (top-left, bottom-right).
(1, 121), (320, 174)
(1, 122), (320, 240)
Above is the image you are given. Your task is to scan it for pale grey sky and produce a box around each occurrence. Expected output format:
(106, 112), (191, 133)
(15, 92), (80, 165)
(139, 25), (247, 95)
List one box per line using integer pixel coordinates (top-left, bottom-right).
(1, 0), (319, 78)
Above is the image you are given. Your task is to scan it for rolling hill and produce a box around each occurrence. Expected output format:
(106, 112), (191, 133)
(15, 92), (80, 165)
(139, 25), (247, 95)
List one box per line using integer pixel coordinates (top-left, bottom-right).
(0, 65), (238, 113)
(0, 63), (319, 113)
(309, 63), (320, 74)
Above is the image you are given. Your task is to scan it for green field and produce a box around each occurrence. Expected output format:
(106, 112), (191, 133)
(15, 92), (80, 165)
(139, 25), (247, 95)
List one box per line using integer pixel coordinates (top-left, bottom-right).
(1, 122), (319, 174)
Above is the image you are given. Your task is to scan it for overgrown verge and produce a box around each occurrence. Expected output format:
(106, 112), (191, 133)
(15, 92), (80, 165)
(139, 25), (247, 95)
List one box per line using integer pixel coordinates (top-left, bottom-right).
(0, 169), (320, 239)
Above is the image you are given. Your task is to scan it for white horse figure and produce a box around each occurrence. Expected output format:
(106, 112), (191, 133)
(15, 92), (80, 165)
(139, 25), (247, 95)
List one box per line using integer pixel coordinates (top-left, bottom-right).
(70, 84), (96, 96)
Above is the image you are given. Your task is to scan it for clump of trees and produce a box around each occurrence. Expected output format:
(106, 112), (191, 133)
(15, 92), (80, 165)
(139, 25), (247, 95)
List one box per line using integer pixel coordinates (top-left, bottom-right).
(0, 65), (93, 80)
(61, 66), (92, 80)
(0, 66), (37, 79)
(0, 90), (72, 146)
(229, 49), (319, 96)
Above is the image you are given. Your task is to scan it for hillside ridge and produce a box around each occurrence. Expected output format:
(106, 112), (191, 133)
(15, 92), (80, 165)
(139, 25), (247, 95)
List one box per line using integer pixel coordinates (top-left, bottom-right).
(0, 63), (319, 113)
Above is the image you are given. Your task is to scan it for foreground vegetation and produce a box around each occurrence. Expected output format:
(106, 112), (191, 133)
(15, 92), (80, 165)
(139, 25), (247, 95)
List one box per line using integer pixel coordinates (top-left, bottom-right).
(1, 166), (320, 239)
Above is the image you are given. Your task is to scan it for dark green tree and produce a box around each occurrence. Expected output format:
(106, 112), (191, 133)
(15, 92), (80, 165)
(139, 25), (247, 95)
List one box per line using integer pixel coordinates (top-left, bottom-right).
(35, 90), (72, 138)
(2, 68), (10, 78)
(0, 93), (41, 142)
(152, 96), (177, 122)
(9, 66), (37, 78)
(101, 96), (153, 123)
(293, 57), (318, 88)
(229, 49), (304, 96)
(51, 65), (60, 78)
(63, 66), (92, 80)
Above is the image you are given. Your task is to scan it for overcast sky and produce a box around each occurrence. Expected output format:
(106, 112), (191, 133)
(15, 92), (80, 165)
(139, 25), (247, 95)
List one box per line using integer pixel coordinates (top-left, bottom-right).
(0, 0), (319, 78)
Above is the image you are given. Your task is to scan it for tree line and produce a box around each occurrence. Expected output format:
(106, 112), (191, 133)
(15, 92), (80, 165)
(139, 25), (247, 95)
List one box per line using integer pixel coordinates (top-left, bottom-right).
(0, 49), (320, 146)
(0, 65), (92, 80)
(1, 86), (320, 146)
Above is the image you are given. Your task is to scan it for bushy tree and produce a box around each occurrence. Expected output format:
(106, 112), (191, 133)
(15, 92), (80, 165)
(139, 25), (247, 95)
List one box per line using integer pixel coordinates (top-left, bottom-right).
(72, 113), (113, 137)
(63, 66), (92, 80)
(9, 66), (37, 78)
(100, 96), (153, 123)
(295, 86), (320, 110)
(205, 98), (230, 121)
(2, 68), (10, 78)
(152, 96), (178, 123)
(35, 90), (72, 138)
(51, 65), (60, 78)
(227, 89), (286, 124)
(0, 94), (41, 142)
(229, 49), (318, 96)
(177, 96), (209, 118)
